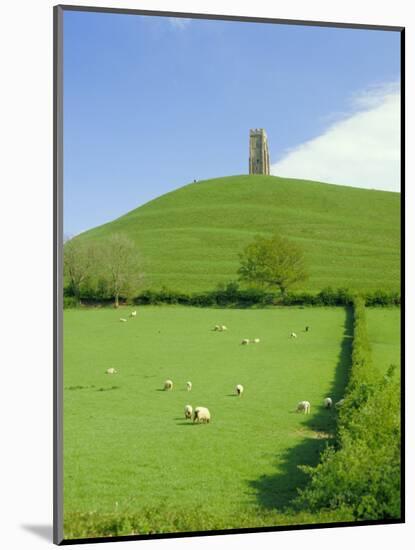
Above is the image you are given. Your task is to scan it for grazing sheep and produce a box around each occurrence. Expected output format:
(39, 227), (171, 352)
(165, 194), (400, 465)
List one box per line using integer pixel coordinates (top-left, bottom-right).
(184, 404), (193, 420)
(290, 332), (297, 339)
(106, 368), (117, 374)
(252, 338), (260, 344)
(186, 381), (192, 392)
(164, 379), (173, 391)
(213, 324), (228, 332)
(296, 400), (311, 414)
(221, 325), (228, 331)
(241, 338), (250, 345)
(236, 384), (244, 396)
(130, 310), (137, 317)
(323, 397), (333, 409)
(119, 318), (127, 322)
(193, 406), (211, 424)
(335, 398), (345, 409)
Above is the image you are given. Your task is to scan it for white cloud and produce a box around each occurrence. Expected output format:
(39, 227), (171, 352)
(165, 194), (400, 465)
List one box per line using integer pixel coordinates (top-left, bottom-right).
(168, 17), (192, 30)
(271, 83), (401, 192)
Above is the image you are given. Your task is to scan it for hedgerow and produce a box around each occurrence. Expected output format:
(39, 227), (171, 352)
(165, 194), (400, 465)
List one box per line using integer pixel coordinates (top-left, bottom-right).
(131, 285), (397, 308)
(294, 297), (401, 520)
(64, 280), (400, 308)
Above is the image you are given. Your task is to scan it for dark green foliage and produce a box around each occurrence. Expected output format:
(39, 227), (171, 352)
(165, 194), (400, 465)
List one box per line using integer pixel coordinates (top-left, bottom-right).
(317, 287), (354, 306)
(133, 283), (274, 307)
(66, 278), (399, 308)
(365, 289), (401, 306)
(129, 286), (398, 308)
(63, 296), (79, 309)
(295, 298), (401, 521)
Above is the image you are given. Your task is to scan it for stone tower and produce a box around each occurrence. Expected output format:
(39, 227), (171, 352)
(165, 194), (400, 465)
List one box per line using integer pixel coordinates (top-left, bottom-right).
(249, 128), (270, 175)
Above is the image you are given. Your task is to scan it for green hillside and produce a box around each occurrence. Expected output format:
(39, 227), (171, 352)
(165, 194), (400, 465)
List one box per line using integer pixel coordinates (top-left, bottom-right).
(80, 175), (400, 293)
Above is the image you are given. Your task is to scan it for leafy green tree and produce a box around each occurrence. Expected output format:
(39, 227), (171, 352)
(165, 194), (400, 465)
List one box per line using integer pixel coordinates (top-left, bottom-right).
(238, 234), (308, 296)
(98, 233), (143, 308)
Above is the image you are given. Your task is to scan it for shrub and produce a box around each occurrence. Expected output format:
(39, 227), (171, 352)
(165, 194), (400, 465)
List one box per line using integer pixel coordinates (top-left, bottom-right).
(365, 289), (401, 307)
(63, 296), (79, 309)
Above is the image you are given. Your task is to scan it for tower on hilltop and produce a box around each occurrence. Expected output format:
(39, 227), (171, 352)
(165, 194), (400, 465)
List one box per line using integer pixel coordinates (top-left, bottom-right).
(249, 129), (270, 175)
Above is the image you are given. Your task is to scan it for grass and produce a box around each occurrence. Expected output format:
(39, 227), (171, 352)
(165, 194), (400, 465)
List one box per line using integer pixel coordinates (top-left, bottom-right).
(79, 175), (400, 293)
(63, 305), (353, 538)
(366, 307), (401, 375)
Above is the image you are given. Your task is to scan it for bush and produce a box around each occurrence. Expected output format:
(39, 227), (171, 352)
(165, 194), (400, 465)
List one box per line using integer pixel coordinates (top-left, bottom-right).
(63, 296), (79, 309)
(365, 289), (401, 307)
(295, 298), (401, 521)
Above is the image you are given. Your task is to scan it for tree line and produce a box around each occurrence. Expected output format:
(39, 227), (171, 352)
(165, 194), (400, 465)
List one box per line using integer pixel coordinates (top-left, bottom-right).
(64, 231), (309, 307)
(64, 233), (143, 308)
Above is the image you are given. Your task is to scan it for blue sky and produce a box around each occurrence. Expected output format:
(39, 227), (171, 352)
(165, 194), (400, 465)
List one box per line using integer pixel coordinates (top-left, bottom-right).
(63, 10), (401, 236)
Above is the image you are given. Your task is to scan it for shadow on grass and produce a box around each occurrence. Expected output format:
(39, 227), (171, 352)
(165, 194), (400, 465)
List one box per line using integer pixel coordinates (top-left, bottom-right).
(248, 306), (353, 511)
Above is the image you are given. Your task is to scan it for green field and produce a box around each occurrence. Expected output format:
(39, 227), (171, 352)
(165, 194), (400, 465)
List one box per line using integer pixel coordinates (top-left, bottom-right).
(79, 175), (400, 293)
(64, 305), (353, 537)
(366, 308), (401, 375)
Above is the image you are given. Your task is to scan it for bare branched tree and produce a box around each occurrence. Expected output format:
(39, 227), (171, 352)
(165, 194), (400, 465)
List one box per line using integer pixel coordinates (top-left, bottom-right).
(63, 238), (96, 304)
(98, 233), (143, 308)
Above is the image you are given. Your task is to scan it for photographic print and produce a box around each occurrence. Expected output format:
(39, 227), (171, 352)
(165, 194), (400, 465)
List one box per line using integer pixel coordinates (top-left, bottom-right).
(54, 5), (403, 544)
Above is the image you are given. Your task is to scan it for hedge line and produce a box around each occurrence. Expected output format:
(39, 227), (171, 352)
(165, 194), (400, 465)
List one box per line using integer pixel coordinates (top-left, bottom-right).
(295, 296), (401, 521)
(64, 284), (400, 308)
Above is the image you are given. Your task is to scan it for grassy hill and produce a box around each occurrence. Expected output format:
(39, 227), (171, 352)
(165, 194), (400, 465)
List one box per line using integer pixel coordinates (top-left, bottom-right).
(80, 175), (400, 293)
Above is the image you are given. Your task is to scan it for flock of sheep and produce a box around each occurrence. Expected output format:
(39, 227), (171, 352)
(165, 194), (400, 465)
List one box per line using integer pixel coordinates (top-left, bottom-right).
(166, 380), (212, 423)
(162, 378), (244, 424)
(110, 312), (345, 424)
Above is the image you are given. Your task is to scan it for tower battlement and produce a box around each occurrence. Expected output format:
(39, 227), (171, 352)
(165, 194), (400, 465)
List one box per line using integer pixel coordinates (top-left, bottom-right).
(249, 128), (270, 175)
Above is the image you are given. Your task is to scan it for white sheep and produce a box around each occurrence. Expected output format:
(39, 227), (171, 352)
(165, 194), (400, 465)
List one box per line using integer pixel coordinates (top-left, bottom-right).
(323, 397), (333, 409)
(296, 400), (311, 414)
(241, 338), (250, 345)
(184, 404), (193, 420)
(236, 384), (244, 396)
(164, 379), (173, 391)
(119, 318), (127, 322)
(186, 381), (192, 392)
(130, 310), (137, 317)
(220, 325), (228, 331)
(290, 332), (297, 339)
(193, 406), (211, 424)
(252, 338), (260, 344)
(335, 398), (345, 409)
(106, 368), (117, 374)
